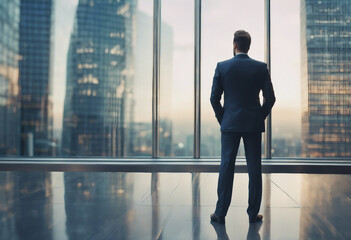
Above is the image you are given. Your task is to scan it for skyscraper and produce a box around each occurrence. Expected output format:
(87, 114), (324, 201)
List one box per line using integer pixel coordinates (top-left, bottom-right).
(62, 0), (136, 156)
(301, 0), (351, 157)
(0, 0), (21, 155)
(18, 0), (55, 156)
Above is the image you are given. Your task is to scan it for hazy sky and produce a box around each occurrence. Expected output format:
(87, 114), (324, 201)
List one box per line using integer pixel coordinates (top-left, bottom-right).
(52, 0), (78, 132)
(52, 0), (302, 140)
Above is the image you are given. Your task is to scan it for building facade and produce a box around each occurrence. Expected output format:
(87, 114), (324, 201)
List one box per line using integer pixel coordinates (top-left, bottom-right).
(301, 0), (351, 157)
(0, 0), (21, 155)
(62, 0), (136, 156)
(18, 0), (55, 156)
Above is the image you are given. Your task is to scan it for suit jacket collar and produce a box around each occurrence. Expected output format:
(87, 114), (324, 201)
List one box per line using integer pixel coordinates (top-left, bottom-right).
(234, 54), (249, 59)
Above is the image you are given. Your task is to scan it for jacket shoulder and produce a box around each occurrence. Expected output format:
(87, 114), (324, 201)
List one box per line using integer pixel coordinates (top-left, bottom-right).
(248, 57), (267, 66)
(217, 58), (235, 66)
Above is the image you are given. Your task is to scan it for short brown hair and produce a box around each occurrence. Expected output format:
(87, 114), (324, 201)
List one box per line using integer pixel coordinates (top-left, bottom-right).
(233, 30), (251, 53)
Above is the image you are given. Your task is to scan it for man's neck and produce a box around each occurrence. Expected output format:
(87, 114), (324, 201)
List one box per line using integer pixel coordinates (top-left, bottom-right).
(236, 52), (247, 55)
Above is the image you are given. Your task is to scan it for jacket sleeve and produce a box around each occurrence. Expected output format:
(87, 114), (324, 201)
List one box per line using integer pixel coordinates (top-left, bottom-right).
(210, 63), (224, 124)
(261, 66), (276, 119)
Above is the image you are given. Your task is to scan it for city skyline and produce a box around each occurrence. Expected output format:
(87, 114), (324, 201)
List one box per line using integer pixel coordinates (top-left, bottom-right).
(0, 0), (350, 157)
(51, 0), (302, 151)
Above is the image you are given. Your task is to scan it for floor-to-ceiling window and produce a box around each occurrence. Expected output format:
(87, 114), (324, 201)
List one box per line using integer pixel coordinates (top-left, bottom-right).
(201, 0), (264, 157)
(0, 0), (350, 161)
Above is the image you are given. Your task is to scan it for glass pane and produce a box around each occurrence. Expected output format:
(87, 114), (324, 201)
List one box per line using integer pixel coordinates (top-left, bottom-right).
(272, 0), (351, 158)
(201, 0), (265, 157)
(0, 0), (153, 157)
(160, 0), (194, 157)
(0, 0), (20, 155)
(132, 2), (154, 156)
(271, 0), (301, 157)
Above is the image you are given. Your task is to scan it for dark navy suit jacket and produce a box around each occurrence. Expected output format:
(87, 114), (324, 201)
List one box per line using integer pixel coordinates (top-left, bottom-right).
(210, 54), (276, 132)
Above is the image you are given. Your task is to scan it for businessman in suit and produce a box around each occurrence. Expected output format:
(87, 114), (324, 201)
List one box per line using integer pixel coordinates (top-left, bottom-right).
(210, 30), (275, 224)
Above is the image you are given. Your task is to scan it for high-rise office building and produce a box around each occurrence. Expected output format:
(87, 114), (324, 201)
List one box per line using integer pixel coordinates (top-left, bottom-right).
(0, 0), (21, 155)
(301, 0), (351, 157)
(62, 0), (136, 156)
(18, 0), (55, 156)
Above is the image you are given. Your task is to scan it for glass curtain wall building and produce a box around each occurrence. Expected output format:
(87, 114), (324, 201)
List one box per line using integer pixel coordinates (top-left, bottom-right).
(301, 0), (351, 157)
(62, 0), (136, 157)
(19, 0), (55, 156)
(0, 0), (20, 156)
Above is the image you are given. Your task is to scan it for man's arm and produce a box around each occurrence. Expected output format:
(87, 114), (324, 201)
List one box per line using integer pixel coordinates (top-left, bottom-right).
(210, 63), (224, 124)
(261, 66), (276, 119)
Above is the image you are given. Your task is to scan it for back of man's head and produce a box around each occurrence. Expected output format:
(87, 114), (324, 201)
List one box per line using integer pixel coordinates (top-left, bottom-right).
(233, 30), (251, 53)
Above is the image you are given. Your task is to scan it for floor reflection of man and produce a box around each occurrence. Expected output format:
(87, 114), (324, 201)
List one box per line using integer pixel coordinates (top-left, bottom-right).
(210, 221), (230, 240)
(247, 222), (262, 240)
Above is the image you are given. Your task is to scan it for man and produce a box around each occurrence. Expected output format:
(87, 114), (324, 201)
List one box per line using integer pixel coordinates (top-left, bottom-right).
(210, 30), (275, 224)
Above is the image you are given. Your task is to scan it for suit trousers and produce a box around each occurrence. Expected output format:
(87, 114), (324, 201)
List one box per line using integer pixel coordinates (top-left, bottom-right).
(215, 132), (262, 219)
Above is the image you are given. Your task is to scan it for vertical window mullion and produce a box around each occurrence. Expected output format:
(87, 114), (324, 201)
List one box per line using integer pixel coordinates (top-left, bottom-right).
(152, 0), (161, 158)
(265, 0), (272, 159)
(194, 0), (201, 159)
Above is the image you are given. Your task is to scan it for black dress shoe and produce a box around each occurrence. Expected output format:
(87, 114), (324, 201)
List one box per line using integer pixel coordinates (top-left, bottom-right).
(249, 214), (263, 223)
(210, 213), (225, 224)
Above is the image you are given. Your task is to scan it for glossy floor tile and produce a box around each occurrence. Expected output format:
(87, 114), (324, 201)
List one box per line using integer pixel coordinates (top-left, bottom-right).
(0, 172), (350, 240)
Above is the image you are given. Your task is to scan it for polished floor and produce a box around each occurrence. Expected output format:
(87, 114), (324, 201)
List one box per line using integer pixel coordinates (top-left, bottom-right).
(0, 172), (350, 240)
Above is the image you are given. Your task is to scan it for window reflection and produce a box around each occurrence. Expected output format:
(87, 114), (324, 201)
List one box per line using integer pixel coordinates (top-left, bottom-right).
(0, 172), (53, 240)
(151, 173), (160, 238)
(64, 172), (134, 239)
(1, 172), (351, 238)
(192, 173), (200, 239)
(300, 174), (351, 239)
